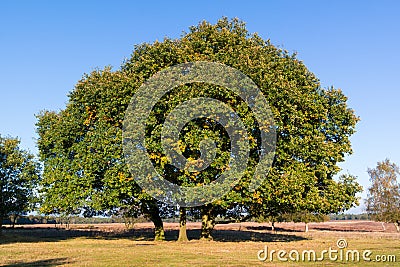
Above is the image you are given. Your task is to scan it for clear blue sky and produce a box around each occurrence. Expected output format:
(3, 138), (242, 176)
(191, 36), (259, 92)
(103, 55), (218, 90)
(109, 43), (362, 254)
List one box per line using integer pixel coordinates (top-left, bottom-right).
(1, 1), (399, 213)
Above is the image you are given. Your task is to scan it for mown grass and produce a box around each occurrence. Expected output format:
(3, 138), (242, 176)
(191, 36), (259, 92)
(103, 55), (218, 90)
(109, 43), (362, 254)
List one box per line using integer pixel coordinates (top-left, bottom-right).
(0, 224), (399, 266)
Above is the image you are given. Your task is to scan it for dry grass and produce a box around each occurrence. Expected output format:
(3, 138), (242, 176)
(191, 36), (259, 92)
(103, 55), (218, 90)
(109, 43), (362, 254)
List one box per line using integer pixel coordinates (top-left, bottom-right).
(0, 221), (399, 266)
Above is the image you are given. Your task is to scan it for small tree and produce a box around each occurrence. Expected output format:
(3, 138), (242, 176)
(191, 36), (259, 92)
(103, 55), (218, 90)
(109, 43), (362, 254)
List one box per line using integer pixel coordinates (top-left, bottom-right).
(365, 159), (400, 232)
(0, 135), (41, 233)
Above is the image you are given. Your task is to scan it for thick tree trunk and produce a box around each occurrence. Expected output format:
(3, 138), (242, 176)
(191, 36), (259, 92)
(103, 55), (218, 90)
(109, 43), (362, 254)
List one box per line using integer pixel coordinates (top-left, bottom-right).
(152, 216), (164, 241)
(142, 200), (165, 241)
(177, 207), (188, 242)
(200, 204), (215, 240)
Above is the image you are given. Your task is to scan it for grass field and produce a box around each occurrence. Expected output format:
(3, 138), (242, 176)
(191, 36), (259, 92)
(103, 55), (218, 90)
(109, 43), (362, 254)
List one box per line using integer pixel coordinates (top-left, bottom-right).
(1, 222), (399, 266)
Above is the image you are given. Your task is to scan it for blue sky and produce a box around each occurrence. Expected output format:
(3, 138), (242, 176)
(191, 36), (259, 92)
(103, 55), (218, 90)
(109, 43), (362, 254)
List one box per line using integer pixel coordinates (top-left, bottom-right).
(1, 1), (399, 213)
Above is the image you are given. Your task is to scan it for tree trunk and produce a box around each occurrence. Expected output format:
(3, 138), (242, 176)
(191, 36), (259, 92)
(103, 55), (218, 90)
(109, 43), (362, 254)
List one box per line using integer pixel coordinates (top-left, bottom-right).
(142, 200), (165, 241)
(65, 217), (70, 230)
(11, 215), (17, 228)
(0, 217), (3, 235)
(200, 204), (215, 240)
(381, 221), (386, 231)
(152, 216), (165, 241)
(305, 223), (309, 232)
(177, 207), (188, 242)
(271, 221), (275, 232)
(394, 221), (399, 232)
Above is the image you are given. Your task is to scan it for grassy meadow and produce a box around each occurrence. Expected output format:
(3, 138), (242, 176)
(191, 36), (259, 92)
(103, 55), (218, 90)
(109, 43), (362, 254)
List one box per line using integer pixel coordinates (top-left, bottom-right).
(0, 222), (399, 266)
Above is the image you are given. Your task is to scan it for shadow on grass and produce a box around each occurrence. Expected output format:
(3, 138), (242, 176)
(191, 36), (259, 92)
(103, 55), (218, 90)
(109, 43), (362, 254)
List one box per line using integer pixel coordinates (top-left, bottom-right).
(246, 226), (304, 232)
(0, 227), (136, 244)
(0, 226), (306, 244)
(309, 226), (379, 233)
(1, 257), (70, 267)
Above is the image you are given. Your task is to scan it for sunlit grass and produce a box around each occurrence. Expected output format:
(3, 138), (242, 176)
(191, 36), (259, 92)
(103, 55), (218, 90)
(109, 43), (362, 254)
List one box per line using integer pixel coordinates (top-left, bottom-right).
(1, 223), (399, 266)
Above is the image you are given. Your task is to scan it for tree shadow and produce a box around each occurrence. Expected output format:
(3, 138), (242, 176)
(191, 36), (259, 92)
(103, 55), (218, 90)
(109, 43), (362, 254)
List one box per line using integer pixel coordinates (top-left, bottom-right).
(0, 225), (306, 244)
(1, 257), (71, 267)
(0, 227), (142, 245)
(310, 226), (377, 232)
(211, 229), (306, 242)
(131, 228), (306, 242)
(246, 225), (305, 233)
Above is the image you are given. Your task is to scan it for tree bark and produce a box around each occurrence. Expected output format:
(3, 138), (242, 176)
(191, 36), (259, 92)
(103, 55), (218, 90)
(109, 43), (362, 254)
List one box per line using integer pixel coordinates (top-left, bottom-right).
(142, 200), (165, 241)
(394, 221), (399, 232)
(177, 207), (188, 242)
(152, 217), (164, 241)
(305, 223), (309, 232)
(0, 217), (3, 235)
(11, 215), (17, 228)
(200, 204), (215, 240)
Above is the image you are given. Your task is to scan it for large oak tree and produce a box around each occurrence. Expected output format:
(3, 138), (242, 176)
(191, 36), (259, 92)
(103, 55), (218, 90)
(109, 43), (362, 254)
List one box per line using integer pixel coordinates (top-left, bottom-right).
(36, 17), (361, 240)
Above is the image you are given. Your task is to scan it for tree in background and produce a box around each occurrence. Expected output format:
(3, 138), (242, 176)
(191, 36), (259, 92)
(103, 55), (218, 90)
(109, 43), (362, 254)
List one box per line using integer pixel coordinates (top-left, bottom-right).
(0, 135), (41, 233)
(365, 159), (400, 232)
(255, 174), (361, 232)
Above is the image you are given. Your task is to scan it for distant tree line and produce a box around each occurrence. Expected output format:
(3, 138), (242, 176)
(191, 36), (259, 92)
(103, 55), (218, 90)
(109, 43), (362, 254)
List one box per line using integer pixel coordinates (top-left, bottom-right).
(329, 213), (371, 221)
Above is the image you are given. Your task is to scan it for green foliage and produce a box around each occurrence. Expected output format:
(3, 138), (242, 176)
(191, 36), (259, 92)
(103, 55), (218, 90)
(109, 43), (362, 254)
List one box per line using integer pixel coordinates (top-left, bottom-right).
(124, 17), (362, 220)
(36, 17), (362, 239)
(0, 135), (41, 230)
(36, 70), (141, 216)
(365, 159), (400, 224)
